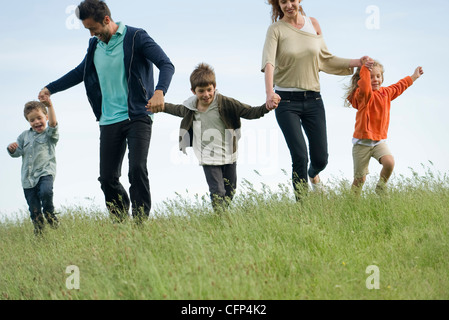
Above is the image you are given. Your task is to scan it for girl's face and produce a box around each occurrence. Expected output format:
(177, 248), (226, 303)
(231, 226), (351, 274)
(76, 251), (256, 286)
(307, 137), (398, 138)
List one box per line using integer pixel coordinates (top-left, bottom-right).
(370, 66), (384, 91)
(27, 109), (48, 134)
(279, 0), (301, 19)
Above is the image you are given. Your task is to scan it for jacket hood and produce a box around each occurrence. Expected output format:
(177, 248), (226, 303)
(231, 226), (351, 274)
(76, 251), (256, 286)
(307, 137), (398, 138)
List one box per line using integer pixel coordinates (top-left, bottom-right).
(183, 90), (219, 111)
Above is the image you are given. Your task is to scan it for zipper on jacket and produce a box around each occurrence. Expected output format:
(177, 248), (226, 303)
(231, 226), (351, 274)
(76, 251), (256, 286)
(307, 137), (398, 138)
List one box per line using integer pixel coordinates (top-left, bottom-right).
(139, 78), (148, 99)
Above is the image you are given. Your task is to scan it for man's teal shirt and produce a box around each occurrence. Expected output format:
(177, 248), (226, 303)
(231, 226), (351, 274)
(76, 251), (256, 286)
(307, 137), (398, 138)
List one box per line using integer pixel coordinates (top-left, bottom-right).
(94, 22), (129, 126)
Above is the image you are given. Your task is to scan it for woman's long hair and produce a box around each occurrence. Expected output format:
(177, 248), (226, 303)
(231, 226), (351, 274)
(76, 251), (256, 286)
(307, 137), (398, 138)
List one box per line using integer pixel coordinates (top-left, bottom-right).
(267, 0), (306, 23)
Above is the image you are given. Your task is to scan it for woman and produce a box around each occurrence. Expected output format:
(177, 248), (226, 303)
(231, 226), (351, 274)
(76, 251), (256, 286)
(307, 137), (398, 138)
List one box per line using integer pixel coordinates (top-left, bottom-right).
(262, 0), (366, 200)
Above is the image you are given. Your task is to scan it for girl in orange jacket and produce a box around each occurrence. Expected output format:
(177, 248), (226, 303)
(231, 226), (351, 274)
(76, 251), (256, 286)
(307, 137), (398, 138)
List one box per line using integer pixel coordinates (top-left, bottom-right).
(346, 58), (423, 194)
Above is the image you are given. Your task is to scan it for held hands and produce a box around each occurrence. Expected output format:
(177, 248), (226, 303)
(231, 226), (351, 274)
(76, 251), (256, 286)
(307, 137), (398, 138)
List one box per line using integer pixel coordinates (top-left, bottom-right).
(38, 91), (53, 108)
(38, 88), (51, 104)
(361, 56), (374, 71)
(146, 90), (165, 113)
(411, 66), (424, 82)
(8, 142), (18, 154)
(266, 92), (281, 111)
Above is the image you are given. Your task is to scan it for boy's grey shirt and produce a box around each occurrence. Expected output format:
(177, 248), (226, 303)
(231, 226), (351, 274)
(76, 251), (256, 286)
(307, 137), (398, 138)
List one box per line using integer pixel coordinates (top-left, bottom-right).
(7, 126), (59, 189)
(164, 92), (269, 155)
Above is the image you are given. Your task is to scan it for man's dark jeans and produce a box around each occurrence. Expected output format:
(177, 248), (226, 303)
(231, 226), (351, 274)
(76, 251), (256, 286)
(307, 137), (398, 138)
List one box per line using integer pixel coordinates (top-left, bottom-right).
(275, 91), (329, 199)
(99, 116), (152, 221)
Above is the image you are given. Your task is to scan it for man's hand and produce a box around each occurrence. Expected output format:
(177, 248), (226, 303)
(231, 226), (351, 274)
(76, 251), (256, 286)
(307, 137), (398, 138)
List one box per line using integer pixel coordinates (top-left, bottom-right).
(39, 93), (53, 108)
(38, 87), (51, 102)
(146, 90), (165, 113)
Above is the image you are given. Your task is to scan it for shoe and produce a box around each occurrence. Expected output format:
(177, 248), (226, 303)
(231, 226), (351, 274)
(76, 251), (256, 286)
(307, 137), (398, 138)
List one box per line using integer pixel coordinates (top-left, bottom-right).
(45, 213), (60, 229)
(33, 215), (45, 236)
(375, 182), (387, 196)
(309, 175), (325, 192)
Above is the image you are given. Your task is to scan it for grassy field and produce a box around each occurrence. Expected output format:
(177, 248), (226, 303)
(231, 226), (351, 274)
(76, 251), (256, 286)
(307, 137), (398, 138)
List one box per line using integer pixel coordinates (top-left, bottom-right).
(1, 167), (448, 300)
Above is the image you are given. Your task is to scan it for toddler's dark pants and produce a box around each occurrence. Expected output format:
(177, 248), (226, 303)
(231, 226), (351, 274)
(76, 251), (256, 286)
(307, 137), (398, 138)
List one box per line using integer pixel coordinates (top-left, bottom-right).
(23, 175), (57, 233)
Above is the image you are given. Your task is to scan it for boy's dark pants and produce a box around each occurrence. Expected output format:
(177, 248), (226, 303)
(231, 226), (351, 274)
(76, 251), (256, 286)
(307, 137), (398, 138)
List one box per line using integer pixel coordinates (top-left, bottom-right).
(23, 175), (57, 232)
(275, 91), (328, 199)
(203, 163), (237, 211)
(99, 117), (152, 221)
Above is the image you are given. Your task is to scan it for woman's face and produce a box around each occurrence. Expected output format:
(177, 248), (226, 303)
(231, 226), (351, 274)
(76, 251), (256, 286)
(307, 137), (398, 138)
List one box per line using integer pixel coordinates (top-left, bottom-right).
(279, 0), (301, 18)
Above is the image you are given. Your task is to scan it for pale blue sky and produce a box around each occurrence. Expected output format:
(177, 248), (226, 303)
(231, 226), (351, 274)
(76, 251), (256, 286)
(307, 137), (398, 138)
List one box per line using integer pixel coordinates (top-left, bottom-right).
(1, 0), (448, 220)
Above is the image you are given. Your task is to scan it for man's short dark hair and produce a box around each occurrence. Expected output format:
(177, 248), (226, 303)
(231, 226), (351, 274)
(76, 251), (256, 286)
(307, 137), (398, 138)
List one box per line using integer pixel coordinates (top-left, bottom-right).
(76, 0), (112, 23)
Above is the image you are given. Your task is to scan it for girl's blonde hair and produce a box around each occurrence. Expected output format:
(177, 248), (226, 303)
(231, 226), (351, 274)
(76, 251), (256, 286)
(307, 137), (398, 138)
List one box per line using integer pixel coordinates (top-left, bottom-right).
(267, 0), (306, 23)
(344, 60), (385, 108)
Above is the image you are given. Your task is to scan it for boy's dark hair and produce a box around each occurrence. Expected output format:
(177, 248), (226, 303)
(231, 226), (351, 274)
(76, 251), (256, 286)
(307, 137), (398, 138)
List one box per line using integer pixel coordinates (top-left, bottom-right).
(76, 0), (112, 23)
(24, 101), (47, 120)
(190, 63), (216, 91)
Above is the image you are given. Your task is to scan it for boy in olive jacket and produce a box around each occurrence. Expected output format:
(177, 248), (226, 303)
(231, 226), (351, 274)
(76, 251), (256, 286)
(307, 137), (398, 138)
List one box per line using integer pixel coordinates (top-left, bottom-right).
(148, 63), (278, 210)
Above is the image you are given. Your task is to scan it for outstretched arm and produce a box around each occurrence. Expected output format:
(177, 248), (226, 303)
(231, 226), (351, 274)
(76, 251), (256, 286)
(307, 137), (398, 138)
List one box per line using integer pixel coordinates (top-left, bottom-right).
(411, 66), (424, 82)
(38, 94), (57, 128)
(349, 56), (371, 68)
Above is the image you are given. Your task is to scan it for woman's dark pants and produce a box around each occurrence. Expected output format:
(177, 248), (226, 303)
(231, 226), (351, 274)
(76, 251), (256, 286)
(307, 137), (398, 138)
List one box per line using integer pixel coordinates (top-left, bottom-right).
(275, 91), (328, 200)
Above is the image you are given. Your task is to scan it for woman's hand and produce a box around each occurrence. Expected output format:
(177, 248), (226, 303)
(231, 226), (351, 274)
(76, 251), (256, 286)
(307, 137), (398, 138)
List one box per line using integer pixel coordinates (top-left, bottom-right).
(266, 91), (281, 110)
(350, 56), (371, 68)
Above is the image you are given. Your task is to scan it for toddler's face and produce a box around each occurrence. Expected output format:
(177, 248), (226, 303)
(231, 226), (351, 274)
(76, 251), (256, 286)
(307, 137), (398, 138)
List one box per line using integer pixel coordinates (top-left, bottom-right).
(27, 109), (48, 133)
(370, 66), (384, 91)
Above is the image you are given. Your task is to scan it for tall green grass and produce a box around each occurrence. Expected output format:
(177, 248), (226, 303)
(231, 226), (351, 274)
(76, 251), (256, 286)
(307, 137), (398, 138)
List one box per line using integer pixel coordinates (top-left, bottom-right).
(1, 166), (448, 300)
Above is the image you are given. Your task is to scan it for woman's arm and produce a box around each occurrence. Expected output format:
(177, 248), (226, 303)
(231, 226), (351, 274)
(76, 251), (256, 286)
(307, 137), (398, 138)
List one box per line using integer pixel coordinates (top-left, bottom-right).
(349, 57), (369, 68)
(264, 63), (281, 110)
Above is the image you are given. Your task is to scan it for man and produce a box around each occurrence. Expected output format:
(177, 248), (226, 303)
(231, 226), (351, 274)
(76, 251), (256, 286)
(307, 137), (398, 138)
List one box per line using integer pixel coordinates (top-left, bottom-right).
(40, 0), (175, 221)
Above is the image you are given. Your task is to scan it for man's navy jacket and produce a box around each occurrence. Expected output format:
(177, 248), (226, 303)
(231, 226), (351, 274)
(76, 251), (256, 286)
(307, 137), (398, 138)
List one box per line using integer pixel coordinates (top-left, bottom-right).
(46, 25), (175, 122)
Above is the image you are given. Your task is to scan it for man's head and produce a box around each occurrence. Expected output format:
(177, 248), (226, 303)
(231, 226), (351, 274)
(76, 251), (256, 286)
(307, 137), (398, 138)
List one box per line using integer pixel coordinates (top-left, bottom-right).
(76, 0), (111, 23)
(76, 0), (116, 43)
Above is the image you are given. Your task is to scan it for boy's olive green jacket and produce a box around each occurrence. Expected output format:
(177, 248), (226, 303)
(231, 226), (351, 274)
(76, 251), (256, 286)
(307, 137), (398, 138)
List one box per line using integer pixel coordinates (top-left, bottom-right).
(164, 93), (269, 154)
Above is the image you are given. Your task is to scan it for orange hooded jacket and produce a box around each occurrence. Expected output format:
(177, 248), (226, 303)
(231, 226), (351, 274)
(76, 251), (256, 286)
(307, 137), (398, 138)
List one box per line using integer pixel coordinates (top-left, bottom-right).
(349, 65), (413, 141)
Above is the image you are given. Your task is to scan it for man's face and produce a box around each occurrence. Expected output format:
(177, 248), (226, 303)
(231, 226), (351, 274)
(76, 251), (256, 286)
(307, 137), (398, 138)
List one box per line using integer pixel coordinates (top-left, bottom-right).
(82, 16), (113, 43)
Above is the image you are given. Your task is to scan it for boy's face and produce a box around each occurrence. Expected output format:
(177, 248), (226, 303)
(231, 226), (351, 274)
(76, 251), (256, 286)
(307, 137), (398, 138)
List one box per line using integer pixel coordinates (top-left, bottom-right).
(192, 84), (216, 107)
(27, 109), (48, 134)
(370, 66), (384, 91)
